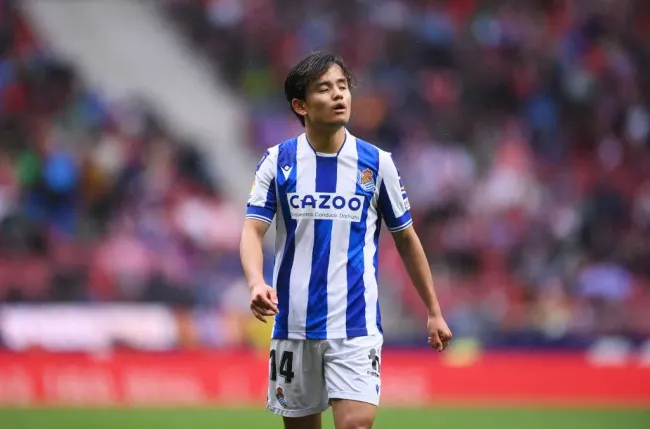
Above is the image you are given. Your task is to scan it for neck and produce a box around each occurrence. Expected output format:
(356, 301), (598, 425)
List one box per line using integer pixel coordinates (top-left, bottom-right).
(305, 125), (346, 154)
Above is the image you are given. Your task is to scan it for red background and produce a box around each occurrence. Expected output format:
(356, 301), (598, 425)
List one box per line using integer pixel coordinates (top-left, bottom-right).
(0, 351), (648, 406)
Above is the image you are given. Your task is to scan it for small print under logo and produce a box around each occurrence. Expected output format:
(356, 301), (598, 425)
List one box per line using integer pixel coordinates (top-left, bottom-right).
(357, 168), (376, 193)
(276, 386), (288, 408)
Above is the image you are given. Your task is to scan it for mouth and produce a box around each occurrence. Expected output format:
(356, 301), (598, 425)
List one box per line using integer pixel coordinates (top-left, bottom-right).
(333, 103), (346, 114)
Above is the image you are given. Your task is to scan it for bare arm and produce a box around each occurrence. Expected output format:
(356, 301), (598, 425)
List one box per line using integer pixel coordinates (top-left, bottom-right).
(240, 218), (270, 289)
(391, 225), (441, 317)
(392, 225), (452, 351)
(376, 150), (451, 350)
(240, 218), (278, 321)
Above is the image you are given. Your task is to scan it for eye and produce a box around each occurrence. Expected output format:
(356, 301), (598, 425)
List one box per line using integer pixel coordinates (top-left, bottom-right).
(318, 87), (328, 93)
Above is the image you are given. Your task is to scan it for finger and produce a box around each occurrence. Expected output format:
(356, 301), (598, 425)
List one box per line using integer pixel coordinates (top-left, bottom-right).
(250, 306), (267, 323)
(442, 331), (452, 348)
(268, 288), (278, 305)
(253, 294), (278, 313)
(251, 302), (278, 317)
(428, 338), (442, 352)
(257, 307), (278, 316)
(441, 338), (451, 351)
(428, 333), (443, 352)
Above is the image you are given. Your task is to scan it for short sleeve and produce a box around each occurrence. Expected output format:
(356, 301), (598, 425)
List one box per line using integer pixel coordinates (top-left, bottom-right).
(377, 152), (412, 232)
(246, 148), (278, 224)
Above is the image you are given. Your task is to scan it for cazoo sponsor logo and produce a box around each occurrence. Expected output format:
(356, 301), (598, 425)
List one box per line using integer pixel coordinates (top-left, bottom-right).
(287, 193), (363, 222)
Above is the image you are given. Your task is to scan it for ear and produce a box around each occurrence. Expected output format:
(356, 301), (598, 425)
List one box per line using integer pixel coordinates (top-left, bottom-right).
(291, 98), (307, 120)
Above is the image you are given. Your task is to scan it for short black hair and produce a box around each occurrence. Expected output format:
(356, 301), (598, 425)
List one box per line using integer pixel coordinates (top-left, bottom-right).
(284, 51), (356, 126)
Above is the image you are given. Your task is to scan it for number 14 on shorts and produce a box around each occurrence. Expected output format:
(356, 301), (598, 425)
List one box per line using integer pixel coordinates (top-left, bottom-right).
(270, 350), (295, 383)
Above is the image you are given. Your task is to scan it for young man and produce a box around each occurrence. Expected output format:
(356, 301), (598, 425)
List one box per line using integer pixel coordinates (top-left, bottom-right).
(240, 52), (452, 429)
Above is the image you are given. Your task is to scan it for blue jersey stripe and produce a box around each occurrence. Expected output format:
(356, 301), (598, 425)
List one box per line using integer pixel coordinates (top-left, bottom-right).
(374, 217), (383, 333)
(346, 140), (379, 337)
(305, 155), (337, 339)
(346, 197), (370, 338)
(264, 177), (277, 211)
(273, 139), (298, 339)
(378, 180), (412, 230)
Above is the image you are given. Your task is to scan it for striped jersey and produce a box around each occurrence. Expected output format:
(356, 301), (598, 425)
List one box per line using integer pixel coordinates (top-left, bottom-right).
(245, 130), (412, 340)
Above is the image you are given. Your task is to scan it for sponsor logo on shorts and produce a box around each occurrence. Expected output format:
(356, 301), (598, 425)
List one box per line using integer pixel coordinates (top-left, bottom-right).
(276, 386), (288, 408)
(367, 348), (381, 378)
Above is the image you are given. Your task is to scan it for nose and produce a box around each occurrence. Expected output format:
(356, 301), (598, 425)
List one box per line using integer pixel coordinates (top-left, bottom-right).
(332, 87), (343, 100)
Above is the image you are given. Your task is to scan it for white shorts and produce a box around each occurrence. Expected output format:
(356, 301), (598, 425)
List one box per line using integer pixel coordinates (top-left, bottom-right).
(267, 334), (383, 418)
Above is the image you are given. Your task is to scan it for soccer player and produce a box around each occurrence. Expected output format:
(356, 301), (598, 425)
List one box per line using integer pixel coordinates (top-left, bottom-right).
(240, 51), (452, 429)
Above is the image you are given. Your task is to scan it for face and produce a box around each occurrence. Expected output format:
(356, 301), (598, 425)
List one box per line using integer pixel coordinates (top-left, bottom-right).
(292, 64), (351, 128)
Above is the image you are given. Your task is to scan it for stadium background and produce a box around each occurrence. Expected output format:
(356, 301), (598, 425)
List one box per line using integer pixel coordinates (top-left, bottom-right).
(0, 0), (649, 427)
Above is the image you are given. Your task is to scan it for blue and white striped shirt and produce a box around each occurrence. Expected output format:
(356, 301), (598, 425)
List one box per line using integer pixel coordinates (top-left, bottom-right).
(246, 130), (412, 340)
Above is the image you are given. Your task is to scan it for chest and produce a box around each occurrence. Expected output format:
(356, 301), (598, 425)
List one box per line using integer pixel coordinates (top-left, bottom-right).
(276, 154), (379, 222)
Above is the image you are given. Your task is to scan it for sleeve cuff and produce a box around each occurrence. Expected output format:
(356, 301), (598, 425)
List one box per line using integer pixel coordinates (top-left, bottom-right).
(387, 217), (413, 233)
(246, 214), (273, 224)
(246, 205), (275, 223)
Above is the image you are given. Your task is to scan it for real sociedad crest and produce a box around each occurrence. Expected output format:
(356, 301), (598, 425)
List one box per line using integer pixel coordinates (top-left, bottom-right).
(357, 168), (376, 193)
(276, 386), (288, 407)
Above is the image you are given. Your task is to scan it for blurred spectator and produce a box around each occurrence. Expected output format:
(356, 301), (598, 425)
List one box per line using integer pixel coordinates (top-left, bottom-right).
(0, 1), (242, 310)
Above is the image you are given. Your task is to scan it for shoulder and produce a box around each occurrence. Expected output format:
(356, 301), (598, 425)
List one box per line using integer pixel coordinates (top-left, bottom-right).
(353, 136), (379, 153)
(260, 136), (301, 156)
(276, 136), (300, 152)
(355, 138), (396, 176)
(350, 135), (383, 166)
(273, 136), (302, 165)
(353, 136), (392, 161)
(256, 137), (300, 169)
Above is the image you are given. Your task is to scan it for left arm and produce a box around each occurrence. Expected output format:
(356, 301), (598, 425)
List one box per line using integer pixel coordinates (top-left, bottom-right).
(392, 226), (441, 317)
(392, 226), (451, 351)
(377, 151), (452, 351)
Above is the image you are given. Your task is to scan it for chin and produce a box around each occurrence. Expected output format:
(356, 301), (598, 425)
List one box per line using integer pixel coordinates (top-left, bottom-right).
(328, 117), (349, 127)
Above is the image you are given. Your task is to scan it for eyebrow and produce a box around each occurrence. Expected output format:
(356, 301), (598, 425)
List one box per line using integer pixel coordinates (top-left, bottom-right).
(314, 78), (348, 87)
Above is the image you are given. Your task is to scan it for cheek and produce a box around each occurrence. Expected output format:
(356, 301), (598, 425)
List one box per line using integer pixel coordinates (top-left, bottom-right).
(310, 98), (330, 113)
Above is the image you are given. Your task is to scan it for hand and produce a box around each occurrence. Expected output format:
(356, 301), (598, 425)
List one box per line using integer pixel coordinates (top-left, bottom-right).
(250, 282), (279, 323)
(427, 314), (452, 352)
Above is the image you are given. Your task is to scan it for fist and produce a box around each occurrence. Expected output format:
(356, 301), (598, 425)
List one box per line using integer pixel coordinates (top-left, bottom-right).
(250, 283), (279, 323)
(427, 314), (452, 352)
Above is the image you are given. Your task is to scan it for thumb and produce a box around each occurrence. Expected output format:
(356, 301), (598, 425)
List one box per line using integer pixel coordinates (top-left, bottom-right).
(268, 287), (278, 304)
(429, 331), (443, 352)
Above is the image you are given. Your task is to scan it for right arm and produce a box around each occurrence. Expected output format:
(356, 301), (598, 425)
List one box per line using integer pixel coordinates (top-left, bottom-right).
(240, 148), (279, 322)
(240, 219), (277, 322)
(240, 219), (270, 291)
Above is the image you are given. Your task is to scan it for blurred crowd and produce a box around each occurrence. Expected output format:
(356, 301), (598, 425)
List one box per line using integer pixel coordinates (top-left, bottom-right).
(167, 0), (650, 344)
(1, 0), (649, 350)
(0, 1), (247, 310)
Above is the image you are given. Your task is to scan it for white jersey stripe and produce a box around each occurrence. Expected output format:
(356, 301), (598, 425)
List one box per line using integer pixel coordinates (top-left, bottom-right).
(325, 136), (357, 335)
(363, 207), (379, 335)
(287, 135), (316, 339)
